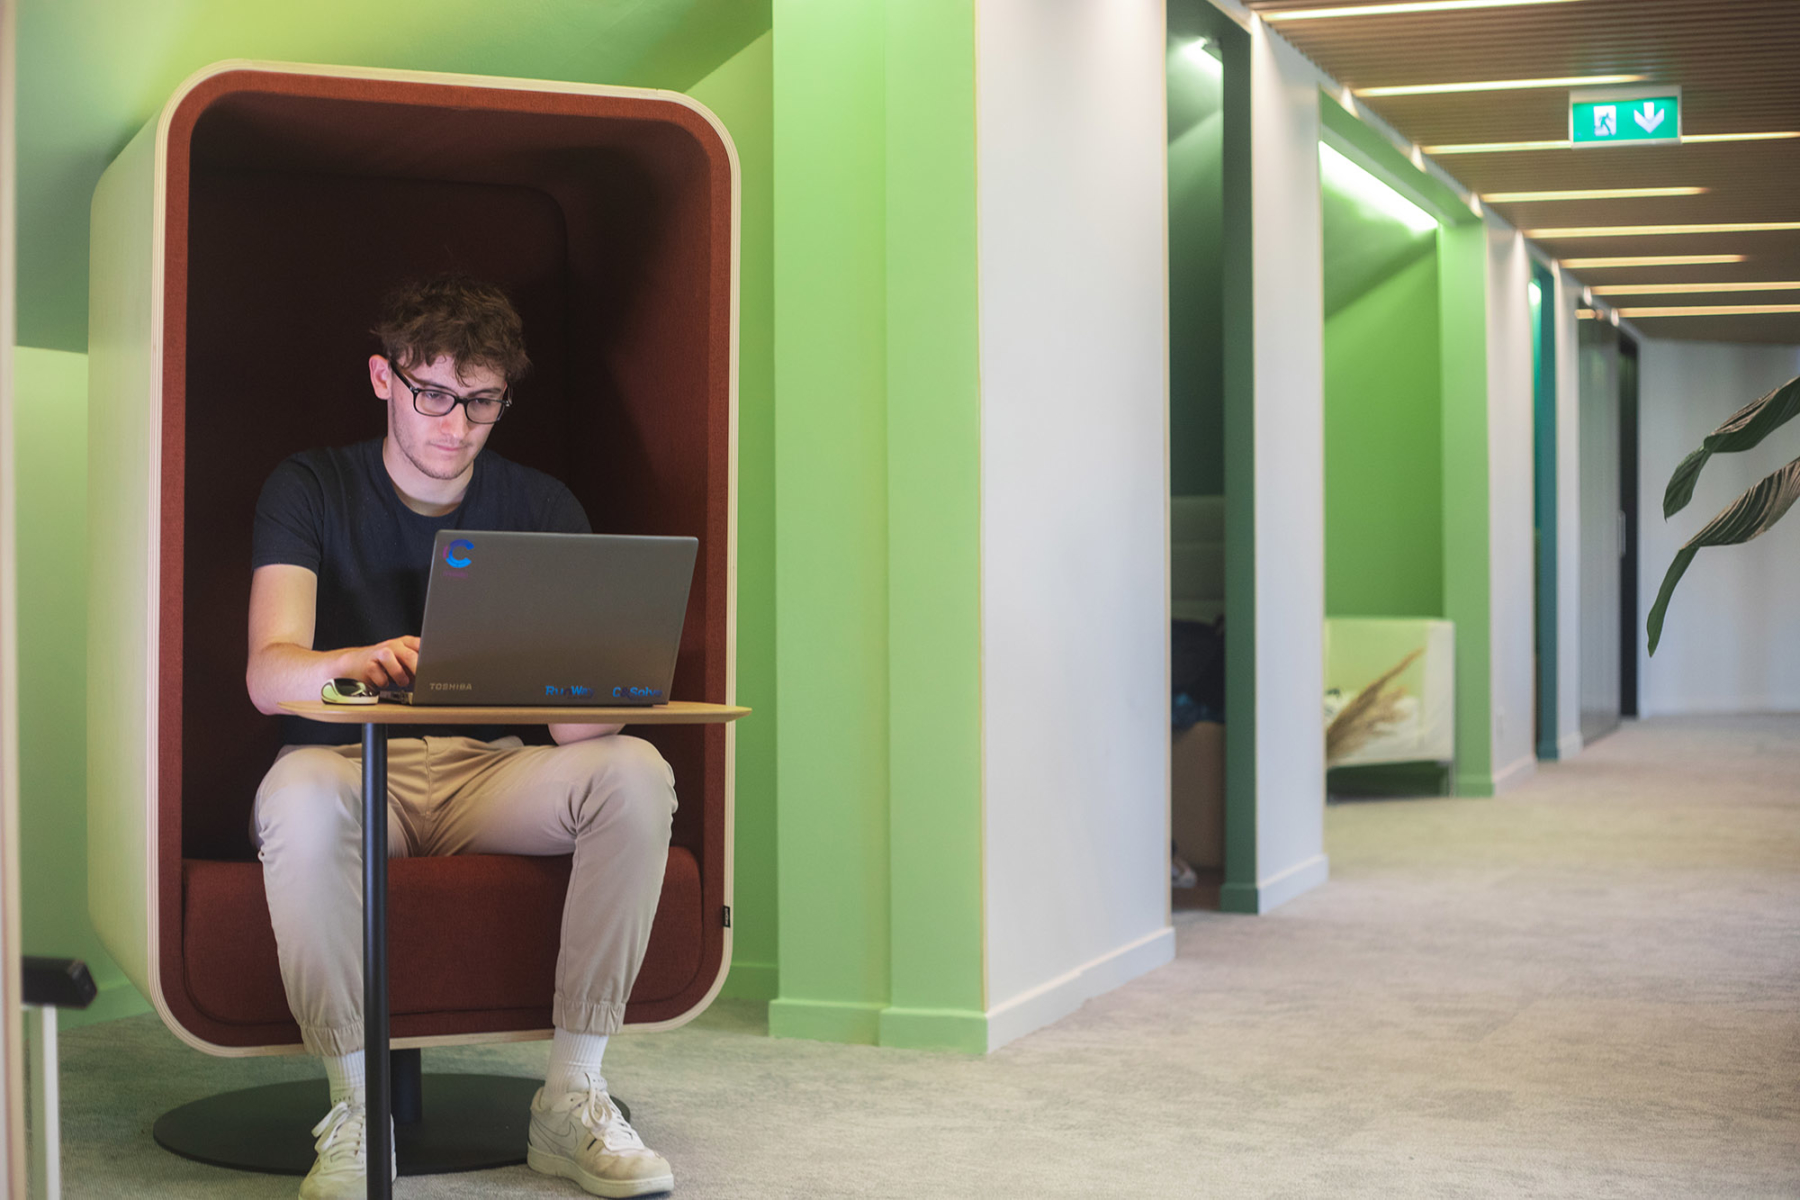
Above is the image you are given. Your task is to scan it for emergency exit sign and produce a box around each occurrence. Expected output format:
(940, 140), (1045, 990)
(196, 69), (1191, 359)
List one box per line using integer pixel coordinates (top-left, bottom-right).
(1571, 87), (1681, 146)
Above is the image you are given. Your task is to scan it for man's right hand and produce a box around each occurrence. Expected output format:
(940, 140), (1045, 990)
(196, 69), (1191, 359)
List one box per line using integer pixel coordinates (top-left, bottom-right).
(338, 636), (421, 689)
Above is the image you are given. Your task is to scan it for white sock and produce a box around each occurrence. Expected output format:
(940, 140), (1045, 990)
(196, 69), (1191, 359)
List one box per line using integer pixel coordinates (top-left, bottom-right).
(324, 1051), (365, 1105)
(546, 1029), (609, 1096)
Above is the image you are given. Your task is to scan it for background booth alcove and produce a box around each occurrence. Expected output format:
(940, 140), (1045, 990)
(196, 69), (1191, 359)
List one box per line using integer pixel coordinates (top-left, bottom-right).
(88, 62), (738, 1057)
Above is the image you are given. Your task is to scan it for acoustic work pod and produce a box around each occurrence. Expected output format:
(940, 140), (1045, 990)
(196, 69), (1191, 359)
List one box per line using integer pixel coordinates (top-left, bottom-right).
(88, 61), (739, 1057)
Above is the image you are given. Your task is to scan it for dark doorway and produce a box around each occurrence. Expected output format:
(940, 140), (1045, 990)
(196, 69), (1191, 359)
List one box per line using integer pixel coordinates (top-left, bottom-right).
(1618, 335), (1640, 719)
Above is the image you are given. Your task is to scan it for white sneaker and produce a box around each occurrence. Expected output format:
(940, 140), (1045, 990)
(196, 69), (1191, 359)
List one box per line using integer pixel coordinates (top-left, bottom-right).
(299, 1099), (396, 1200)
(527, 1079), (674, 1197)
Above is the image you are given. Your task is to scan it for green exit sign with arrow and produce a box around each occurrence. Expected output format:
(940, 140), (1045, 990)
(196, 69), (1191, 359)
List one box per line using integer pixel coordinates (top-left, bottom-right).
(1570, 86), (1682, 146)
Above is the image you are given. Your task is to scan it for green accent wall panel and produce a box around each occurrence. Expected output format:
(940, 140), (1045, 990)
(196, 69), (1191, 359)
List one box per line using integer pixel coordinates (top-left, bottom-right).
(769, 0), (894, 1044)
(769, 0), (987, 1051)
(12, 347), (148, 1029)
(1168, 37), (1226, 498)
(687, 33), (779, 1004)
(1323, 252), (1443, 618)
(881, 0), (986, 1039)
(1438, 223), (1494, 796)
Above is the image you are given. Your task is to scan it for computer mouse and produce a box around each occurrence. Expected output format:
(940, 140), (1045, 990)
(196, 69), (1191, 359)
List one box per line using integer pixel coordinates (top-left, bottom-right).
(322, 678), (380, 705)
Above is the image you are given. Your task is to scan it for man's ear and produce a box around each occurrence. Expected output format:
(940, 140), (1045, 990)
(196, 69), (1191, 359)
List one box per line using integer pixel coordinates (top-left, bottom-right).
(368, 353), (393, 399)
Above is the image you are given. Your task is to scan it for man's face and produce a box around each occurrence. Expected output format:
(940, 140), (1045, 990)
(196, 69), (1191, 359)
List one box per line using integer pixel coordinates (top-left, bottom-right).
(371, 354), (504, 483)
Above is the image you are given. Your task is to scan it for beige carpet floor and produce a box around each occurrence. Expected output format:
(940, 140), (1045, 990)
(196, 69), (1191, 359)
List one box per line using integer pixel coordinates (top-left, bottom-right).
(52, 715), (1800, 1198)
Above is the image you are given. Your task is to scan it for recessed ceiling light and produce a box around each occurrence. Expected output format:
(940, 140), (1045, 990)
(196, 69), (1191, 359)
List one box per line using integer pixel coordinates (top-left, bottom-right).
(1425, 140), (1572, 154)
(1560, 254), (1747, 268)
(1424, 130), (1800, 154)
(1589, 281), (1800, 295)
(1682, 131), (1800, 144)
(1482, 186), (1706, 202)
(1357, 74), (1645, 98)
(1266, 0), (1587, 19)
(1526, 222), (1800, 238)
(1613, 304), (1800, 317)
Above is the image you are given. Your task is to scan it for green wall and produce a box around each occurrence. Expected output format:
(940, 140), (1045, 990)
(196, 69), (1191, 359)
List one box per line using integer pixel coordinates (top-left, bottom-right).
(1323, 251), (1443, 617)
(769, 0), (986, 1053)
(13, 349), (143, 1027)
(688, 34), (779, 1002)
(1168, 37), (1225, 497)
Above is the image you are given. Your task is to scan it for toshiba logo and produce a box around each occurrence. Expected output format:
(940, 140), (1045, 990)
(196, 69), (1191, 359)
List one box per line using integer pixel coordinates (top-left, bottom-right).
(429, 682), (473, 691)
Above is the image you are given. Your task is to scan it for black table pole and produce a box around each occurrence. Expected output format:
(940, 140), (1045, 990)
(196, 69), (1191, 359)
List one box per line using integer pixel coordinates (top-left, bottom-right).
(362, 721), (391, 1200)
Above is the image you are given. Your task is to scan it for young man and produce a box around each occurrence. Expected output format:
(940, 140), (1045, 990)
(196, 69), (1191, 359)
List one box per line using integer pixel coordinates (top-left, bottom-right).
(246, 275), (677, 1199)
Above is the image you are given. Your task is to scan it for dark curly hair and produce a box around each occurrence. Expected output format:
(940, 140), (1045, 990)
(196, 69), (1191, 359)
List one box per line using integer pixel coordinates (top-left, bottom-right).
(372, 274), (531, 384)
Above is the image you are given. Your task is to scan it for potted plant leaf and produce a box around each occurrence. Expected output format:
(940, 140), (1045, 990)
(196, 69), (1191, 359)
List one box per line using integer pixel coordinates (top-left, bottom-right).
(1648, 374), (1800, 655)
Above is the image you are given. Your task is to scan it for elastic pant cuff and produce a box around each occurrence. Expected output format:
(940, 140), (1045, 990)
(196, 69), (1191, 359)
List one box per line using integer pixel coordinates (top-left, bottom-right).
(301, 1019), (365, 1059)
(554, 995), (627, 1036)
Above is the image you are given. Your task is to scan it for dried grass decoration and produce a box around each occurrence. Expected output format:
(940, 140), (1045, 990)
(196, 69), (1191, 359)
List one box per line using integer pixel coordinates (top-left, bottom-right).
(1325, 648), (1424, 766)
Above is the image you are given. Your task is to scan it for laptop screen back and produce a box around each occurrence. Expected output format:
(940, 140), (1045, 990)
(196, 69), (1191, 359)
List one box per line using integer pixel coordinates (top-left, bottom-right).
(414, 530), (698, 706)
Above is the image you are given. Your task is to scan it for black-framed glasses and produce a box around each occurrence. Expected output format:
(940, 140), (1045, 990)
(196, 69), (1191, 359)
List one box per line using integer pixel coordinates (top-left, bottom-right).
(387, 358), (513, 425)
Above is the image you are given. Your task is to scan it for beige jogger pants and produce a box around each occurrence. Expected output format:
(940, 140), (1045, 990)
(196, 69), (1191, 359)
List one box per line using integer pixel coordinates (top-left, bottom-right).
(251, 734), (676, 1057)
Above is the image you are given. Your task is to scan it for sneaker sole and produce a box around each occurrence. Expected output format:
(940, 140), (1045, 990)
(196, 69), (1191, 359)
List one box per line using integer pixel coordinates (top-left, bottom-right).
(527, 1146), (674, 1198)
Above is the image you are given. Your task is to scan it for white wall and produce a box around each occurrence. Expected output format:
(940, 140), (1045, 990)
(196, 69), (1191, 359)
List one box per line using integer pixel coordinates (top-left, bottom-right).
(975, 0), (1173, 1049)
(1639, 339), (1800, 715)
(1551, 266), (1584, 758)
(1484, 226), (1537, 789)
(1243, 18), (1327, 907)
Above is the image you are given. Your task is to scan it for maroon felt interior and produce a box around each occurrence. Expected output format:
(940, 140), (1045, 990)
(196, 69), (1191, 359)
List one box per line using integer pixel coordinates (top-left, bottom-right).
(157, 70), (733, 1046)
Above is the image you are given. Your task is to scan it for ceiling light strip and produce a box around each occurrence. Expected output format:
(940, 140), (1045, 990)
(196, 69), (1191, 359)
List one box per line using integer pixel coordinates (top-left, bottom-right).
(1483, 186), (1706, 202)
(1528, 222), (1800, 238)
(1613, 304), (1800, 318)
(1590, 281), (1800, 296)
(1358, 74), (1644, 98)
(1683, 131), (1800, 144)
(1265, 0), (1587, 20)
(1560, 254), (1746, 268)
(1424, 131), (1800, 154)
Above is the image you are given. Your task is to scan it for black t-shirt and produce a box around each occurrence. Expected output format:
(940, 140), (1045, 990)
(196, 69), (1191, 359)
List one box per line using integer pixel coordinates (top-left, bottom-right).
(252, 437), (590, 745)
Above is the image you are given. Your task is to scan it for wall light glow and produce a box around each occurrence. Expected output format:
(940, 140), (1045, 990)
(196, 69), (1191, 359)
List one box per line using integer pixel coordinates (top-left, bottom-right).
(1357, 74), (1644, 98)
(1560, 254), (1747, 268)
(1180, 37), (1223, 75)
(1319, 143), (1438, 234)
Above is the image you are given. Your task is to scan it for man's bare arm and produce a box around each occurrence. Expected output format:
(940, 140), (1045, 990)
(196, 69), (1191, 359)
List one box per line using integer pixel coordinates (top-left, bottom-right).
(246, 564), (421, 715)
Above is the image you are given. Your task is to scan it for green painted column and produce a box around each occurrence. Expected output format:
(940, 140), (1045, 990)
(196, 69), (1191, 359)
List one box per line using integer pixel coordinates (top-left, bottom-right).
(770, 0), (987, 1050)
(1438, 222), (1494, 796)
(770, 0), (893, 1044)
(878, 0), (986, 1054)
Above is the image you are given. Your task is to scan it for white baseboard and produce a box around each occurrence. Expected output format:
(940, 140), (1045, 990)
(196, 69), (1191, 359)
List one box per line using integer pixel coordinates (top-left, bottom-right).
(1491, 754), (1536, 794)
(1557, 730), (1583, 760)
(1639, 697), (1800, 716)
(1252, 853), (1329, 912)
(985, 926), (1175, 1053)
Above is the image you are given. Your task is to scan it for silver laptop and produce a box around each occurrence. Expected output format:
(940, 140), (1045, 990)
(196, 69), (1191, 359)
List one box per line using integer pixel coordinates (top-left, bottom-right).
(385, 530), (698, 707)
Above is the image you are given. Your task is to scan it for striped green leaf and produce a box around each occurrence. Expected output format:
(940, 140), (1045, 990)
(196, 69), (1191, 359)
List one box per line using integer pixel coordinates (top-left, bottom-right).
(1663, 374), (1800, 519)
(1648, 453), (1800, 655)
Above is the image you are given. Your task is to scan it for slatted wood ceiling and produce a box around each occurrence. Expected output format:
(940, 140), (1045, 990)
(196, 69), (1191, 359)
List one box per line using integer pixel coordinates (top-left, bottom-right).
(1247, 0), (1800, 343)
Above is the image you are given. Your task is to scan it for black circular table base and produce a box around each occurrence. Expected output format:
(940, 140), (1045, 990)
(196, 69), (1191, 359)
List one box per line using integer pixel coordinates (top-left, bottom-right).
(153, 1075), (629, 1177)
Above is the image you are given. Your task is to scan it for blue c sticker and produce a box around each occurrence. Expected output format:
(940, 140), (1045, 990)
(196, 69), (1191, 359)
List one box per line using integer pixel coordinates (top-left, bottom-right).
(445, 539), (473, 569)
